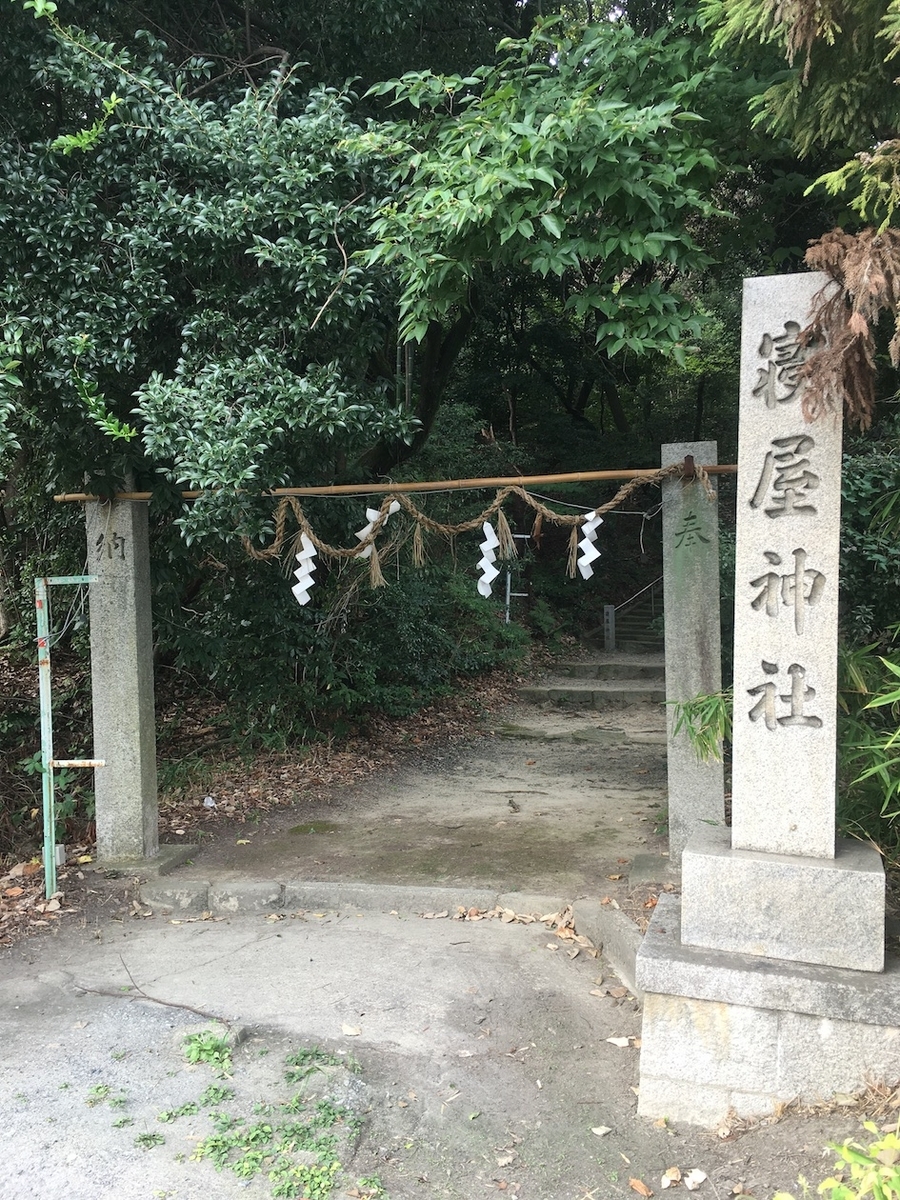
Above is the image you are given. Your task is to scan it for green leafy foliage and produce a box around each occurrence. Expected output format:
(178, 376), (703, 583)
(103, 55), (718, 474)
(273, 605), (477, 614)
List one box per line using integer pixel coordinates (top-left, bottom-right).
(837, 637), (900, 857)
(840, 438), (900, 642)
(50, 92), (121, 155)
(704, 0), (900, 237)
(774, 1122), (900, 1199)
(0, 26), (418, 540)
(364, 17), (723, 357)
(671, 690), (733, 763)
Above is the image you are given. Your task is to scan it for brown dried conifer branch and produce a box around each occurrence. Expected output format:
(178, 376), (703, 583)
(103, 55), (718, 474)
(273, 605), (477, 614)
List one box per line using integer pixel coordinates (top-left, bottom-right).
(800, 227), (900, 429)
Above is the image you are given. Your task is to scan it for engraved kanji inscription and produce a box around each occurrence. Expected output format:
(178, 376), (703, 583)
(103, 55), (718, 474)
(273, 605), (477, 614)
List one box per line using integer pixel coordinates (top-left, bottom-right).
(673, 509), (711, 551)
(95, 531), (127, 560)
(747, 660), (823, 730)
(749, 548), (826, 634)
(750, 434), (820, 517)
(753, 321), (809, 408)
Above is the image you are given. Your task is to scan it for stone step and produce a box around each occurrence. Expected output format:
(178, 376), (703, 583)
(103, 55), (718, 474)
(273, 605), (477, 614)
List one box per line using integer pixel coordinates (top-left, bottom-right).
(518, 679), (666, 706)
(557, 656), (665, 681)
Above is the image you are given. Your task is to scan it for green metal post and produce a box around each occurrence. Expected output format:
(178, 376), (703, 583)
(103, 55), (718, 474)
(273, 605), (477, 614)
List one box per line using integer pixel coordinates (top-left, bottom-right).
(35, 577), (56, 898)
(35, 574), (100, 900)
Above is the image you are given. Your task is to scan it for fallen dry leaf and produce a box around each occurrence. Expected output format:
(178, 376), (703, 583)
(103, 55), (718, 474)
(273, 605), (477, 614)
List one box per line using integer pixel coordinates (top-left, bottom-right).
(591, 1126), (612, 1137)
(606, 1036), (631, 1048)
(341, 1024), (362, 1036)
(685, 1169), (707, 1191)
(629, 1178), (653, 1197)
(589, 989), (605, 998)
(607, 874), (624, 881)
(661, 1167), (682, 1189)
(497, 1152), (517, 1167)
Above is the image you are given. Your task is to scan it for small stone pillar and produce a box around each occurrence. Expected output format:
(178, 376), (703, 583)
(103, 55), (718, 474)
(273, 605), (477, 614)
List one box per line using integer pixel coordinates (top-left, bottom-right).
(86, 499), (159, 862)
(660, 441), (724, 864)
(636, 273), (892, 1127)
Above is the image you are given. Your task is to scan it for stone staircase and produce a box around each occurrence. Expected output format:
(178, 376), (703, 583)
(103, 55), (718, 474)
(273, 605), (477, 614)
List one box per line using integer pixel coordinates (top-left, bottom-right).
(606, 595), (664, 654)
(519, 652), (666, 708)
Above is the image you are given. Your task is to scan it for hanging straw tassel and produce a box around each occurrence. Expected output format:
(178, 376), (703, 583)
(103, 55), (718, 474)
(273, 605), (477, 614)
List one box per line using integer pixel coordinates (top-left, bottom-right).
(531, 511), (543, 546)
(412, 522), (426, 568)
(566, 525), (580, 578)
(495, 508), (517, 560)
(368, 545), (386, 588)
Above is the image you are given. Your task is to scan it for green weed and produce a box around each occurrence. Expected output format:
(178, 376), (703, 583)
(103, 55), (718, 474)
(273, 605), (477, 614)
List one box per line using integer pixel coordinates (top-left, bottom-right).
(183, 1027), (233, 1076)
(158, 1101), (199, 1122)
(135, 1131), (166, 1150)
(283, 1046), (346, 1085)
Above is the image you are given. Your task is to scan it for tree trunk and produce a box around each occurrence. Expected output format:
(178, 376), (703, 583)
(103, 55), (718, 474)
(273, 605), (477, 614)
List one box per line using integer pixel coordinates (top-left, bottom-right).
(357, 309), (474, 475)
(692, 376), (706, 442)
(600, 374), (630, 433)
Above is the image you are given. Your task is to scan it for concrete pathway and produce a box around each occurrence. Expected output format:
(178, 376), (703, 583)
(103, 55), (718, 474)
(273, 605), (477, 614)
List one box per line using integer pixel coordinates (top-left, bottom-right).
(0, 696), (861, 1199)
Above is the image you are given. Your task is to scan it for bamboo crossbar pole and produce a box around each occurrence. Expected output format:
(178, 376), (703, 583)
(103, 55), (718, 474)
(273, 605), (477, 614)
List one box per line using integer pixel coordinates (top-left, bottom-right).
(54, 464), (737, 503)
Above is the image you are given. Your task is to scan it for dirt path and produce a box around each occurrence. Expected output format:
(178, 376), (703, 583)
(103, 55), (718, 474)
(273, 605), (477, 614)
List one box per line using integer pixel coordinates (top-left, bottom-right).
(190, 701), (670, 896)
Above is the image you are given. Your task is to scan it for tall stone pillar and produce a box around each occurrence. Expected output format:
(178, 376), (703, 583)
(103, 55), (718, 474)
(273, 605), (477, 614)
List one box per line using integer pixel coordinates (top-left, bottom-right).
(677, 274), (883, 971)
(86, 499), (159, 862)
(635, 273), (892, 1128)
(660, 441), (724, 864)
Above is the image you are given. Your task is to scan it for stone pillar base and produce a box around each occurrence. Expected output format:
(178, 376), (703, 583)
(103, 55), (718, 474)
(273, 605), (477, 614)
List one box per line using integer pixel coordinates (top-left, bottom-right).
(89, 844), (198, 878)
(636, 895), (900, 1126)
(681, 827), (885, 971)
